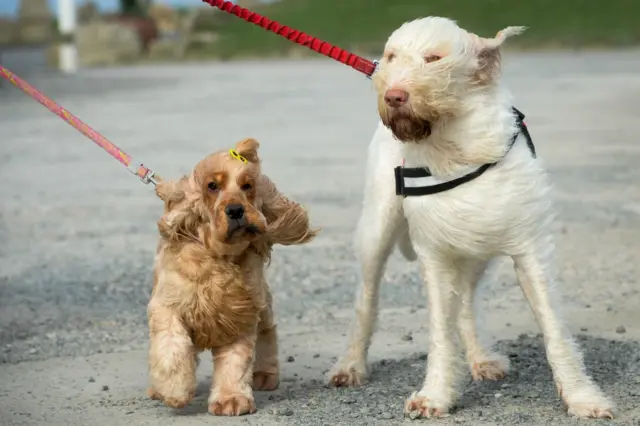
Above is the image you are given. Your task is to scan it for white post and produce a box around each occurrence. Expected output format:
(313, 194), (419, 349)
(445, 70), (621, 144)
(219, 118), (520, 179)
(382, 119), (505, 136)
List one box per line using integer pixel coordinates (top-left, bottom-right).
(57, 0), (78, 73)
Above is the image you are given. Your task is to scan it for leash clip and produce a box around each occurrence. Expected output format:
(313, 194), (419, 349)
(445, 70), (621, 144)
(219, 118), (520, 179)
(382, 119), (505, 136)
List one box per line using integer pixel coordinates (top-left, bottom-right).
(367, 60), (379, 79)
(128, 160), (158, 186)
(140, 170), (157, 186)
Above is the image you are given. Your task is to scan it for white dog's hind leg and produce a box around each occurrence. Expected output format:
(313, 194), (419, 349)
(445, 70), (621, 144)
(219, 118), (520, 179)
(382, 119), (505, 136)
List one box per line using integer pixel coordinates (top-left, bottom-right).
(405, 256), (465, 417)
(513, 249), (614, 419)
(329, 125), (404, 388)
(456, 259), (510, 381)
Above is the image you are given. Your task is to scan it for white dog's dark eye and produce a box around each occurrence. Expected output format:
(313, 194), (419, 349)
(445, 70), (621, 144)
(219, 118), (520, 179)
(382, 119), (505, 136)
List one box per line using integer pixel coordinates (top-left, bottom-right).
(386, 52), (395, 62)
(424, 55), (441, 64)
(208, 182), (218, 191)
(241, 183), (252, 191)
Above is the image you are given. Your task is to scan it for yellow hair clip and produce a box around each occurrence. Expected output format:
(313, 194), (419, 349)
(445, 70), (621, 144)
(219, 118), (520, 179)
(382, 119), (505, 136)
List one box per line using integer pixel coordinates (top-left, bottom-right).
(229, 148), (248, 164)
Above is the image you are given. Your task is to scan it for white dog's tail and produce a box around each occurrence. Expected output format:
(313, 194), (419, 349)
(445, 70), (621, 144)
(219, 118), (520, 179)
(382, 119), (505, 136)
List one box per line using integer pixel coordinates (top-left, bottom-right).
(396, 229), (417, 261)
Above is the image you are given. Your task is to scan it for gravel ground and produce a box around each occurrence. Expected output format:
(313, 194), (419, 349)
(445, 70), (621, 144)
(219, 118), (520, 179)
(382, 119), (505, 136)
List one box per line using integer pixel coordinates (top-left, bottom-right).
(1, 50), (639, 425)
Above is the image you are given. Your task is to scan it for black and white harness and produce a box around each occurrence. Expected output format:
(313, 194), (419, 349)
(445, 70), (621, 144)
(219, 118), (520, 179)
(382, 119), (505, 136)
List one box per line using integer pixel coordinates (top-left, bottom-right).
(394, 107), (536, 197)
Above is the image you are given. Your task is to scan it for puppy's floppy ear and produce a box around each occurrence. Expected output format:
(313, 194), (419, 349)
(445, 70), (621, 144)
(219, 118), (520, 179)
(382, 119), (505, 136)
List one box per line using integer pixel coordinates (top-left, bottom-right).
(235, 137), (260, 163)
(156, 176), (204, 242)
(155, 176), (189, 213)
(258, 175), (319, 246)
(473, 26), (526, 85)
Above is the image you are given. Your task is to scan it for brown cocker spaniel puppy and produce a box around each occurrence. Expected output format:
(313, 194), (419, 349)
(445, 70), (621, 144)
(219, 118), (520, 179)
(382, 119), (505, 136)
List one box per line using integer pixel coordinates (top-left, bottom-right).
(147, 137), (317, 416)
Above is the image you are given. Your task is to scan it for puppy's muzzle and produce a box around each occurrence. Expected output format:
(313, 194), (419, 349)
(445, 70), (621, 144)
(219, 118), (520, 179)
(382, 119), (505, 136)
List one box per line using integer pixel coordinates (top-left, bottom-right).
(225, 204), (261, 239)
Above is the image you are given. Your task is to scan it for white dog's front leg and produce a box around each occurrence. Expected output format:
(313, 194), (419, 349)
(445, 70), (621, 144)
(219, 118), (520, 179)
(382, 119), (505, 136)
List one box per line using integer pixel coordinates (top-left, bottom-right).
(405, 257), (465, 418)
(513, 251), (614, 419)
(456, 259), (510, 381)
(329, 125), (404, 388)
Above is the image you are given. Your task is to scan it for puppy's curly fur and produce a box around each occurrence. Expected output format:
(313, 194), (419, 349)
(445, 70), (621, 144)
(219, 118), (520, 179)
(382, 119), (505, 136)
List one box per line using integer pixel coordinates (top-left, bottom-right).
(147, 138), (317, 416)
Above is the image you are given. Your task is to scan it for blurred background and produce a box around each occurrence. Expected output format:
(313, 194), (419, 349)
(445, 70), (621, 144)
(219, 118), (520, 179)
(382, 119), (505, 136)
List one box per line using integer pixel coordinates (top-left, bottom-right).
(1, 1), (640, 423)
(0, 0), (638, 73)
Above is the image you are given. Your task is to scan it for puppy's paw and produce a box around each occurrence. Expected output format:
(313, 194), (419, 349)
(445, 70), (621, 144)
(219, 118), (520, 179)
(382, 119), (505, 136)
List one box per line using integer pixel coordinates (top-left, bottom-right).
(147, 386), (193, 409)
(404, 391), (450, 419)
(208, 395), (257, 416)
(562, 387), (614, 419)
(328, 359), (367, 388)
(252, 371), (279, 391)
(470, 353), (510, 381)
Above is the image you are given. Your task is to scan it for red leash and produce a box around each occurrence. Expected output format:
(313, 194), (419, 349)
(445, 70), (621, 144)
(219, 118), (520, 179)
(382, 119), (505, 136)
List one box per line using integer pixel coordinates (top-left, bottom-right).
(202, 0), (378, 78)
(0, 65), (157, 186)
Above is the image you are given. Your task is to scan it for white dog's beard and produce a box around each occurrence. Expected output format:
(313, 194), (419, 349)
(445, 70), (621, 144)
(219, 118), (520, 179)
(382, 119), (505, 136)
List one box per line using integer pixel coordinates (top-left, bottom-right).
(381, 110), (432, 142)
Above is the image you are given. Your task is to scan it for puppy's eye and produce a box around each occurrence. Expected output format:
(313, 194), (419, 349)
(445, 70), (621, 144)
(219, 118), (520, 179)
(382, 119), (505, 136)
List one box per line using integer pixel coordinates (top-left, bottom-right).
(207, 182), (218, 192)
(241, 183), (252, 191)
(424, 54), (441, 64)
(386, 52), (395, 62)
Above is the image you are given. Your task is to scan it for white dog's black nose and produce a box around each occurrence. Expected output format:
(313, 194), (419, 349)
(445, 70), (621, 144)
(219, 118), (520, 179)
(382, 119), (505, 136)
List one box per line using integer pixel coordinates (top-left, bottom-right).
(384, 89), (409, 107)
(225, 204), (245, 219)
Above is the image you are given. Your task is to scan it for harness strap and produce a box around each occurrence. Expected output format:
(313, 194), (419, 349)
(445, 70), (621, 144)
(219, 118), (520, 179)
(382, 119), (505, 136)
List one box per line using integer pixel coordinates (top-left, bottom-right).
(395, 107), (535, 197)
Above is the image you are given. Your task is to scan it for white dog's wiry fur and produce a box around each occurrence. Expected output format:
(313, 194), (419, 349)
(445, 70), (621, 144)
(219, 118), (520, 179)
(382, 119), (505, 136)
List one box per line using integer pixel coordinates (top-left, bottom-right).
(328, 17), (614, 419)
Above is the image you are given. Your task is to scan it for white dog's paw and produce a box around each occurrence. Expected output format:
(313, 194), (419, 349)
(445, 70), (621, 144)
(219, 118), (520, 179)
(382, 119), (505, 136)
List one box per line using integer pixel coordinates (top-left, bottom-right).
(567, 400), (614, 419)
(561, 386), (614, 419)
(404, 391), (451, 419)
(328, 359), (368, 387)
(470, 353), (510, 381)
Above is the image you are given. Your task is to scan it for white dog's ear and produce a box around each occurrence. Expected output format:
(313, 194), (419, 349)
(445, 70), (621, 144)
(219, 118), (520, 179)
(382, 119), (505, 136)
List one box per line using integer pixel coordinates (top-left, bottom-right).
(473, 26), (526, 85)
(480, 26), (526, 49)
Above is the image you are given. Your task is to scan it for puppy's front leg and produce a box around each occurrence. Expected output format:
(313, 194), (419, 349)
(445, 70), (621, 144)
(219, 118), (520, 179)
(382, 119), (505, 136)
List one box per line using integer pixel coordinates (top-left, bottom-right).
(252, 294), (279, 391)
(329, 128), (404, 387)
(513, 250), (614, 419)
(406, 257), (465, 418)
(147, 303), (197, 409)
(209, 335), (258, 416)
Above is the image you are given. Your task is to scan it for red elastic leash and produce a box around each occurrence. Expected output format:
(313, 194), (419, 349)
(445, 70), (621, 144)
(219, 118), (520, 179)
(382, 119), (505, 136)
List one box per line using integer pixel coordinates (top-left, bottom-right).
(202, 0), (378, 78)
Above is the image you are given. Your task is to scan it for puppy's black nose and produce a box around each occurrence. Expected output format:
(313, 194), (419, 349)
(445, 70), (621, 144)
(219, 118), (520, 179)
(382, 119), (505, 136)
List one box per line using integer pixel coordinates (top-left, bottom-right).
(225, 204), (245, 220)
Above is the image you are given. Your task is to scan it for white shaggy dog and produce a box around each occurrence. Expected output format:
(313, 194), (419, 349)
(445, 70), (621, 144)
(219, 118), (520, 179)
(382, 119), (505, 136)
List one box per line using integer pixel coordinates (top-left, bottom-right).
(328, 17), (614, 419)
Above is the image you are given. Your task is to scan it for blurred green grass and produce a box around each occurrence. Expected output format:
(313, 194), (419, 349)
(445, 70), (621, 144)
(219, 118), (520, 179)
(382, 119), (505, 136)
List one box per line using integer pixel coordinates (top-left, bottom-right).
(200, 0), (640, 59)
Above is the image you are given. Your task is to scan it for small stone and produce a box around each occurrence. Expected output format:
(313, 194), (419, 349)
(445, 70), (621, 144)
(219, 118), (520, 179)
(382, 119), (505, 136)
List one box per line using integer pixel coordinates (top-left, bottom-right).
(88, 377), (95, 383)
(102, 385), (109, 391)
(494, 392), (502, 398)
(501, 383), (510, 388)
(607, 306), (613, 312)
(278, 408), (294, 416)
(585, 304), (591, 308)
(125, 411), (134, 415)
(28, 348), (38, 355)
(616, 325), (626, 334)
(409, 307), (417, 314)
(580, 327), (588, 332)
(506, 322), (511, 327)
(342, 397), (356, 404)
(401, 333), (413, 342)
(286, 356), (295, 362)
(409, 410), (421, 420)
(313, 353), (320, 358)
(379, 412), (393, 419)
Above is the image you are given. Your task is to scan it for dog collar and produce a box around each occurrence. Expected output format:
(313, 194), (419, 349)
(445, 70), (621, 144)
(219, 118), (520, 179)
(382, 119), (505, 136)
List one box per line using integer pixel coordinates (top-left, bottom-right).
(394, 107), (535, 197)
